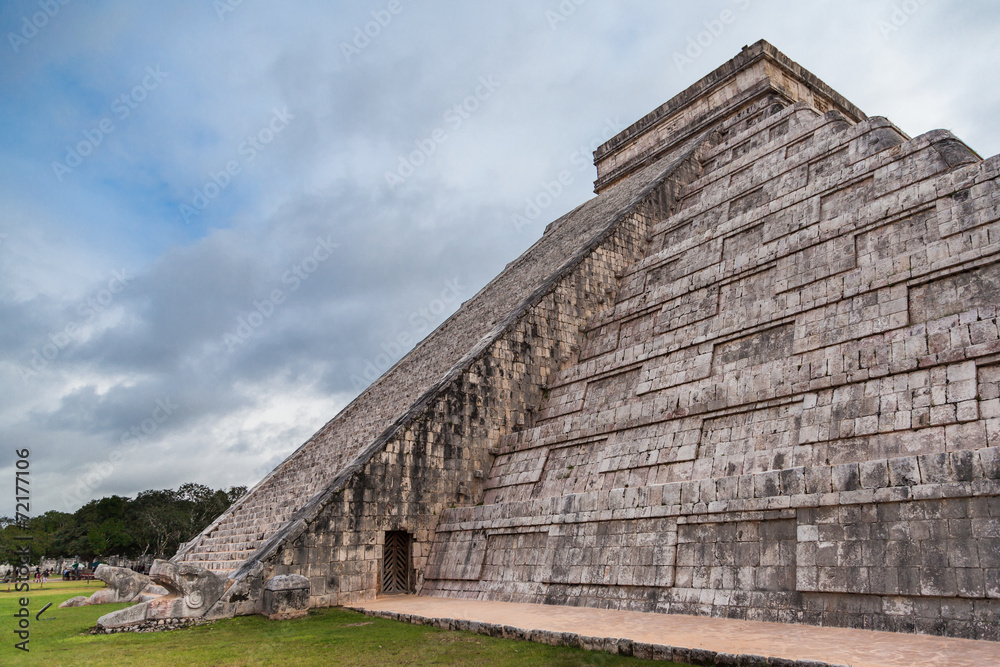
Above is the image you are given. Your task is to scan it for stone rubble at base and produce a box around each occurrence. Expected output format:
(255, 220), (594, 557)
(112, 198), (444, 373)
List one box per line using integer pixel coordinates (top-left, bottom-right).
(90, 617), (205, 635)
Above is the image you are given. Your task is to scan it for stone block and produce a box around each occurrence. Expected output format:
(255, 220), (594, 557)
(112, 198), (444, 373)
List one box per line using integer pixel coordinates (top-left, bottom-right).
(860, 460), (890, 489)
(831, 463), (861, 492)
(946, 421), (987, 451)
(986, 569), (1000, 598)
(263, 574), (310, 620)
(888, 457), (921, 486)
(713, 652), (740, 666)
(920, 567), (959, 597)
(979, 448), (1000, 479)
(955, 568), (985, 598)
(779, 468), (805, 495)
(754, 472), (781, 498)
(688, 647), (717, 665)
(918, 453), (952, 484)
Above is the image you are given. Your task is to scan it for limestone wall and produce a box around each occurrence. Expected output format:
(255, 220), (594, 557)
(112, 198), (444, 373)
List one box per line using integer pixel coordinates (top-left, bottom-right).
(421, 99), (1000, 640)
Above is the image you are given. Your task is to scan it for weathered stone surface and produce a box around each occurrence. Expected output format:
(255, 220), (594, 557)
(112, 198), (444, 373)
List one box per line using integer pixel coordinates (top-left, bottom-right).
(94, 564), (150, 602)
(58, 596), (88, 608)
(87, 588), (120, 605)
(163, 39), (1000, 643)
(81, 565), (160, 606)
(262, 574), (309, 620)
(133, 583), (169, 603)
(97, 560), (224, 628)
(97, 603), (146, 628)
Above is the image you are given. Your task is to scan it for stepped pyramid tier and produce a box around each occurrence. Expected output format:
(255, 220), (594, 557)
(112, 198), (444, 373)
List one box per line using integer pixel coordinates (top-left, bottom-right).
(155, 40), (999, 640)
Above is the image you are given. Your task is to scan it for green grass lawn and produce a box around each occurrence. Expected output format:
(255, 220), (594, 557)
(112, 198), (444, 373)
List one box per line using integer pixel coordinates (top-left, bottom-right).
(0, 581), (690, 666)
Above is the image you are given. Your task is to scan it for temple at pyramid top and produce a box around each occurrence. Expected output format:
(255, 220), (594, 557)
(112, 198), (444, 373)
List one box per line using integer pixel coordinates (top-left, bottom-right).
(593, 39), (866, 192)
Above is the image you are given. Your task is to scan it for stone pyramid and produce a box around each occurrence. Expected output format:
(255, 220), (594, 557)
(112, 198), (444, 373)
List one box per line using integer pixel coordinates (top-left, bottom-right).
(169, 40), (1000, 640)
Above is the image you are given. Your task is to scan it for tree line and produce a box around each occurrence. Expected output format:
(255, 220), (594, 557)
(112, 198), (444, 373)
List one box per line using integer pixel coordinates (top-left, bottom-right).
(0, 483), (246, 566)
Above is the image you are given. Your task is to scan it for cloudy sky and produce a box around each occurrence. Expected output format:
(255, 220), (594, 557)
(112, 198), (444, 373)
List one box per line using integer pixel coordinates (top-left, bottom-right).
(1, 0), (998, 516)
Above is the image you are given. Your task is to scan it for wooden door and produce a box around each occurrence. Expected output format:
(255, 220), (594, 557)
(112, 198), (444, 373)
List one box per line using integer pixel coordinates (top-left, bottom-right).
(381, 531), (411, 594)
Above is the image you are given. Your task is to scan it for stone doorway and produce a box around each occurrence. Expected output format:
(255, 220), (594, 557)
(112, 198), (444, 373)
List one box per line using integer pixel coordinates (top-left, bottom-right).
(381, 530), (412, 594)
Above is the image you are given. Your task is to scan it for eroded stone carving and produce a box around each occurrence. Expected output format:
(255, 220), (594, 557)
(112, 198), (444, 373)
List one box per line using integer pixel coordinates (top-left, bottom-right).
(58, 595), (88, 608)
(97, 560), (224, 628)
(90, 564), (167, 605)
(58, 565), (167, 609)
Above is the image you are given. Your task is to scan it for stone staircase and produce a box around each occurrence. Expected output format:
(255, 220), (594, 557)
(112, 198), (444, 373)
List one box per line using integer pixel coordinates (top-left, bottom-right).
(172, 122), (713, 577)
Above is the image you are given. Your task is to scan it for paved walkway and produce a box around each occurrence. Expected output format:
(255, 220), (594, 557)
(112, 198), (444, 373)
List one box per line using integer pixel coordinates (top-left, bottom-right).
(355, 595), (1000, 667)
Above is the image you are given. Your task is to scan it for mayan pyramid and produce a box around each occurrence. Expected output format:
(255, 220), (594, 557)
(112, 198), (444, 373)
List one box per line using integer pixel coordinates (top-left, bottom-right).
(168, 41), (1000, 640)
